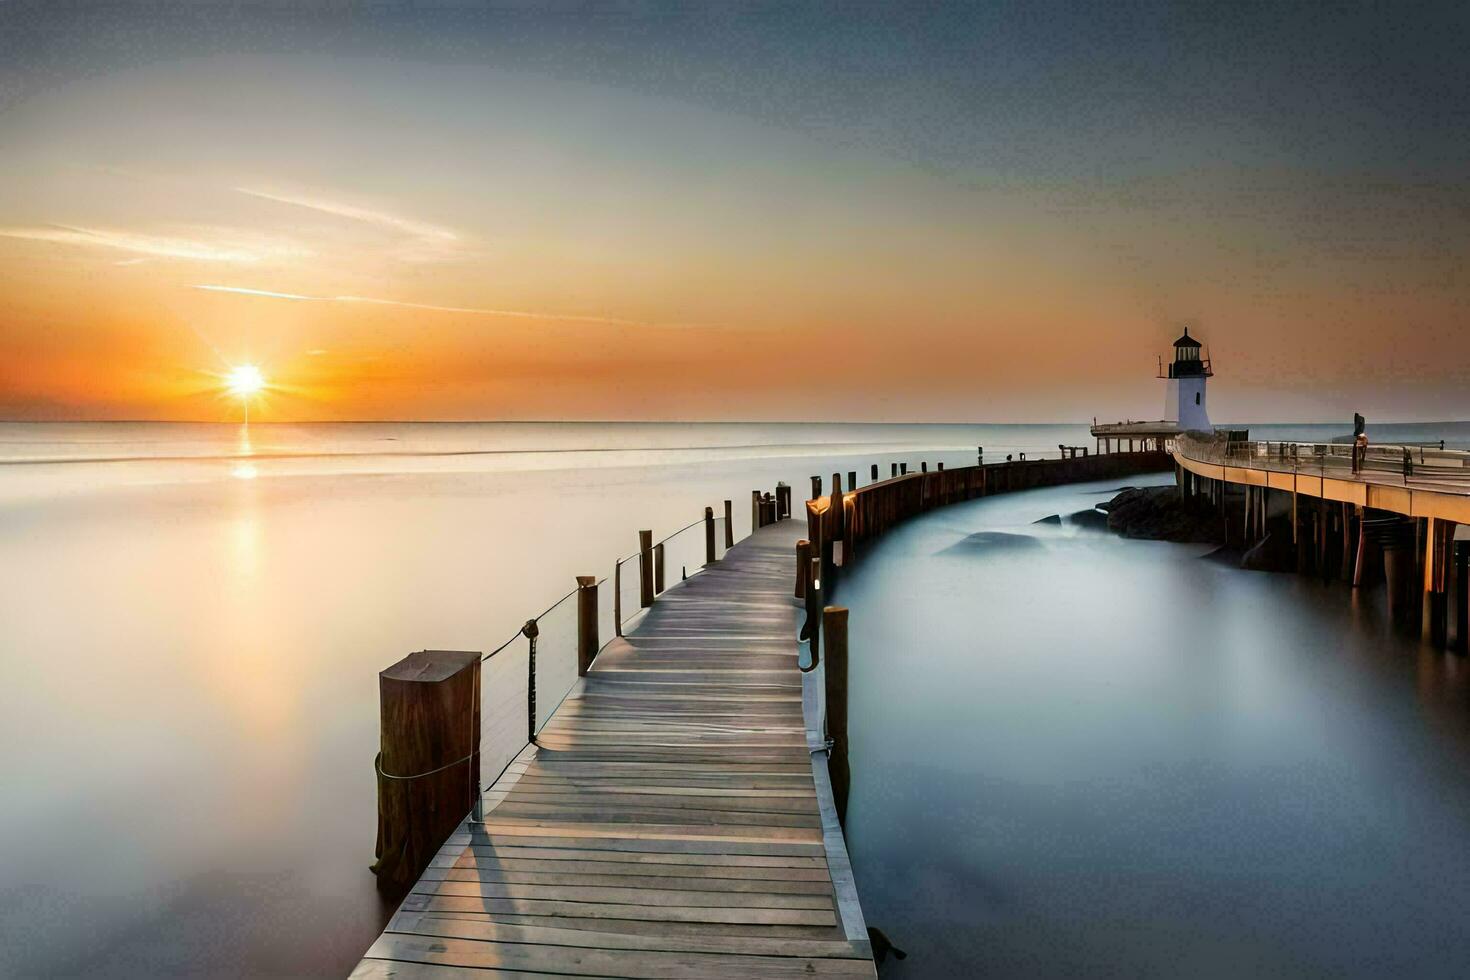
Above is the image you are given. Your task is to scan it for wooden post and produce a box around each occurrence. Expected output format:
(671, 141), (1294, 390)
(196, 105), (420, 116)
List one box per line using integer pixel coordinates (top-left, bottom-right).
(1352, 507), (1368, 587)
(723, 499), (734, 547)
(830, 472), (844, 546)
(614, 560), (624, 637)
(371, 650), (480, 897)
(900, 463), (907, 475)
(523, 619), (539, 743)
(1340, 502), (1353, 582)
(795, 539), (811, 599)
(654, 542), (665, 594)
(576, 577), (598, 676)
(823, 606), (850, 826)
(871, 463), (879, 481)
(811, 475), (822, 500)
(775, 484), (790, 521)
(891, 463), (898, 477)
(638, 529), (654, 608)
(920, 461), (927, 473)
(1455, 541), (1469, 655)
(937, 462), (944, 471)
(752, 490), (762, 532)
(705, 506), (717, 564)
(847, 470), (857, 490)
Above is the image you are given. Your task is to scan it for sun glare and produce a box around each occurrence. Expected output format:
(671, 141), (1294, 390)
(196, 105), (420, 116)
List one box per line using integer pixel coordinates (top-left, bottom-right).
(226, 364), (266, 397)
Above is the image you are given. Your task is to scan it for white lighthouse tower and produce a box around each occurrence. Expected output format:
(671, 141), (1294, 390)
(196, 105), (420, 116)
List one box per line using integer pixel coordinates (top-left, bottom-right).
(1163, 328), (1212, 432)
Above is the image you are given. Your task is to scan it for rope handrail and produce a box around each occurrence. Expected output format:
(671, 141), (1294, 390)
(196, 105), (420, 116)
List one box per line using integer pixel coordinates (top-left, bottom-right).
(652, 517), (704, 548)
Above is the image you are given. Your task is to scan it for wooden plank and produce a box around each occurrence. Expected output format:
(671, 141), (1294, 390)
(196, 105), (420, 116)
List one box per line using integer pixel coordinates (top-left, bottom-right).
(366, 934), (874, 978)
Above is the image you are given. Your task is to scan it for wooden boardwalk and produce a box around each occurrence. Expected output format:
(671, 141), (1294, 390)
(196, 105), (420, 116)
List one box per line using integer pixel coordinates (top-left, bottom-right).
(354, 520), (875, 978)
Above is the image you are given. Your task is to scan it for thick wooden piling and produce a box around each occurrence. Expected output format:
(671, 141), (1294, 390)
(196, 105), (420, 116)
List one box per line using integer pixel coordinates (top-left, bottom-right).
(823, 605), (850, 826)
(811, 475), (822, 500)
(704, 506), (716, 564)
(752, 490), (762, 532)
(871, 463), (879, 480)
(370, 649), (480, 898)
(723, 499), (734, 547)
(638, 529), (654, 608)
(654, 541), (665, 594)
(576, 576), (598, 675)
(891, 463), (898, 477)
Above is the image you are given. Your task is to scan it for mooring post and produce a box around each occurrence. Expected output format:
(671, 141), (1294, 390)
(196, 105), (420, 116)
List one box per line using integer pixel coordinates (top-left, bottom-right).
(810, 475), (822, 501)
(638, 530), (654, 608)
(704, 506), (717, 564)
(891, 462), (898, 477)
(795, 539), (811, 599)
(937, 462), (944, 471)
(751, 489), (762, 532)
(900, 463), (907, 475)
(723, 499), (734, 546)
(371, 650), (480, 897)
(847, 470), (857, 490)
(775, 484), (790, 521)
(654, 542), (665, 594)
(871, 463), (879, 481)
(921, 461), (927, 473)
(823, 605), (851, 826)
(576, 576), (598, 676)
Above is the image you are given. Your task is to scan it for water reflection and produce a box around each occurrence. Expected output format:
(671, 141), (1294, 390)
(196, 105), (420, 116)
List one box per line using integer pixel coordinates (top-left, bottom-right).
(837, 476), (1470, 978)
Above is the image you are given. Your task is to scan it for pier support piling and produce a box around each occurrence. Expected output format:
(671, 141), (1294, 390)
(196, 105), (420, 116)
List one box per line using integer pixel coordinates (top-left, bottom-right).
(654, 542), (665, 594)
(723, 499), (734, 547)
(1455, 541), (1469, 654)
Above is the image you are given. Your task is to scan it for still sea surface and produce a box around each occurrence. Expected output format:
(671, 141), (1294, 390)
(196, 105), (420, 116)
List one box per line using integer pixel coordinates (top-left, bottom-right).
(2, 420), (1467, 977)
(0, 421), (1061, 977)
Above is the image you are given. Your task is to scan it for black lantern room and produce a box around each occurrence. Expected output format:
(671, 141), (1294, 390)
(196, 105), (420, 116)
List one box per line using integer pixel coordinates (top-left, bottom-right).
(1167, 328), (1212, 378)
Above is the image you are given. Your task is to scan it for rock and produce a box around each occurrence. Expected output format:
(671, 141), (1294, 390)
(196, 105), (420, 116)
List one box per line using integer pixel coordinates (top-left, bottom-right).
(1103, 486), (1223, 544)
(1067, 508), (1109, 529)
(941, 531), (1045, 555)
(1033, 514), (1062, 525)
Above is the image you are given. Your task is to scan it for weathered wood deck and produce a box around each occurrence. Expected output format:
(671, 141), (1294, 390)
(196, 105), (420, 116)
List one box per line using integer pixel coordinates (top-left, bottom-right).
(354, 520), (875, 978)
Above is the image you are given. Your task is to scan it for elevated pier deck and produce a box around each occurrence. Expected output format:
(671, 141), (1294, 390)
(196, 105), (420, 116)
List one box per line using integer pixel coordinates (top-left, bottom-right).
(355, 520), (874, 978)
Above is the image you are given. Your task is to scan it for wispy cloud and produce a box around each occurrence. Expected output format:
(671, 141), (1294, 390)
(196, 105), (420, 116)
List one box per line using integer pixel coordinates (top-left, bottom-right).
(191, 283), (655, 328)
(234, 187), (462, 261)
(194, 284), (316, 301)
(0, 224), (292, 263)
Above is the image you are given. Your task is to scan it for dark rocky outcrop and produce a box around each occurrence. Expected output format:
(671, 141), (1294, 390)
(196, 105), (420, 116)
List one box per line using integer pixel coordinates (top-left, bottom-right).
(1104, 486), (1224, 544)
(1067, 507), (1110, 530)
(941, 531), (1045, 554)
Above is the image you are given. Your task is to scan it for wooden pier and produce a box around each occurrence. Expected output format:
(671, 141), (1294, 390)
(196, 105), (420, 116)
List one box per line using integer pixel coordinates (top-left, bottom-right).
(355, 519), (875, 978)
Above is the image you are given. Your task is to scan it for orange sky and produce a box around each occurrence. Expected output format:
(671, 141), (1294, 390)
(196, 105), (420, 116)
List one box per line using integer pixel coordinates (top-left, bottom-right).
(2, 24), (1467, 423)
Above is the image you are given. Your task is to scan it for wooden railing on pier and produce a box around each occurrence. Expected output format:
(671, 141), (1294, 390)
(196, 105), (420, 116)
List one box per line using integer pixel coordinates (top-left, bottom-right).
(807, 452), (1174, 567)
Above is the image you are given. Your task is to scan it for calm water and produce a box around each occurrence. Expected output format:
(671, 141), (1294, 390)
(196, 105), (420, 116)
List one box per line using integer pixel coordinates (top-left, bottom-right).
(837, 473), (1470, 978)
(0, 421), (1081, 978)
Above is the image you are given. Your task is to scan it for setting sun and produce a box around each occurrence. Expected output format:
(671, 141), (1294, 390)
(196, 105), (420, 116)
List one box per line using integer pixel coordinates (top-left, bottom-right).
(226, 364), (266, 397)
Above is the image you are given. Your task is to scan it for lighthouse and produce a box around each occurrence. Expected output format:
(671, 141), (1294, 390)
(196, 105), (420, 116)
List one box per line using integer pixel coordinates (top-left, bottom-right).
(1163, 328), (1212, 432)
